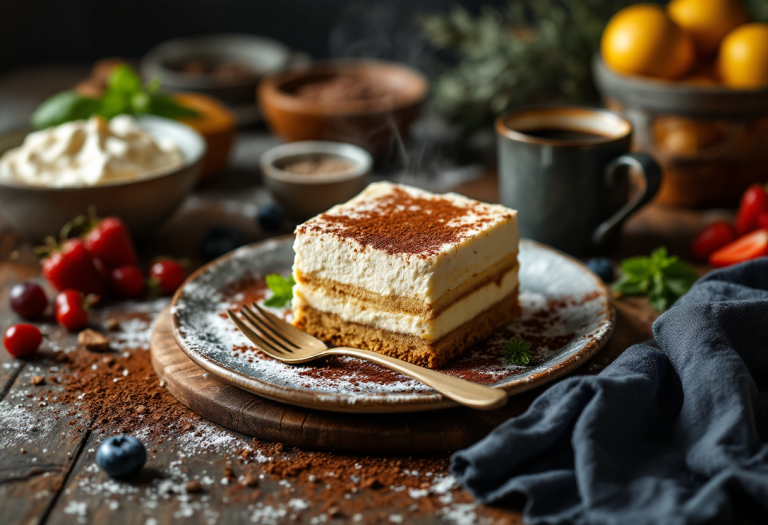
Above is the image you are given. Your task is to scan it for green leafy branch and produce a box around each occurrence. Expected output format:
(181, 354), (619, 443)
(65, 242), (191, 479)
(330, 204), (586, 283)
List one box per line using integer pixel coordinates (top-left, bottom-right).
(419, 0), (637, 132)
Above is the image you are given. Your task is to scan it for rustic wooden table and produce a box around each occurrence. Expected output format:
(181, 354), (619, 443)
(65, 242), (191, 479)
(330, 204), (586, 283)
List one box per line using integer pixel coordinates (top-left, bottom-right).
(0, 67), (734, 525)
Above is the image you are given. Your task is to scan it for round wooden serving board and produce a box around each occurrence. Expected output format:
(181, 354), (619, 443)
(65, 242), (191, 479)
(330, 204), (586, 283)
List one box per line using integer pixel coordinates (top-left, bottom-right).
(151, 303), (644, 454)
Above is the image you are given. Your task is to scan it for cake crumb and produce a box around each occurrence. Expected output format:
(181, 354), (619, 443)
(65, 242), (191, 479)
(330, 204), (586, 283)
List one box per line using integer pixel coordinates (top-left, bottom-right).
(242, 471), (259, 487)
(78, 329), (111, 352)
(186, 480), (204, 493)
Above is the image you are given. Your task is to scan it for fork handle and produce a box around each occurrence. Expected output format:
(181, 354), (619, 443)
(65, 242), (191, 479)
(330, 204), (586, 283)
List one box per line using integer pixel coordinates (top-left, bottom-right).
(327, 347), (508, 410)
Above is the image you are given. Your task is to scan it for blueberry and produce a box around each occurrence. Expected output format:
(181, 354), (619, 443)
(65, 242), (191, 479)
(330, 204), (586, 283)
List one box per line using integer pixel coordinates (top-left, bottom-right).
(96, 435), (146, 478)
(257, 203), (283, 232)
(200, 225), (244, 262)
(586, 258), (615, 283)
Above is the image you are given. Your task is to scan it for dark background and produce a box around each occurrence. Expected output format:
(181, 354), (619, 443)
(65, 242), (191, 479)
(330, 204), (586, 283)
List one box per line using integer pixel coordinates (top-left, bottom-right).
(0, 0), (503, 74)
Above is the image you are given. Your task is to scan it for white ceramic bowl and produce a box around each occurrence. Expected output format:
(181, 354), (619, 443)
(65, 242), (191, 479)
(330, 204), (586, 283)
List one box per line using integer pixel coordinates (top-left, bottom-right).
(260, 141), (372, 219)
(0, 116), (206, 241)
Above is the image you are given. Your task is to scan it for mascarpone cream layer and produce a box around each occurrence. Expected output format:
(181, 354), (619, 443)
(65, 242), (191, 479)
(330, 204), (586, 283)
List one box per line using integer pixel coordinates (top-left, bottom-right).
(292, 182), (519, 304)
(293, 266), (518, 341)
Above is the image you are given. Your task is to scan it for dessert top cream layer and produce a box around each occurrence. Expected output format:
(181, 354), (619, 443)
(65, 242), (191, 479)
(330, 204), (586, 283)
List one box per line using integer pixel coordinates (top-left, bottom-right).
(293, 182), (519, 303)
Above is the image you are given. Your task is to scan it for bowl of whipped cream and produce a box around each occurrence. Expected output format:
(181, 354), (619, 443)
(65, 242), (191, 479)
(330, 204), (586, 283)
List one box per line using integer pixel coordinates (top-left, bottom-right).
(0, 115), (206, 241)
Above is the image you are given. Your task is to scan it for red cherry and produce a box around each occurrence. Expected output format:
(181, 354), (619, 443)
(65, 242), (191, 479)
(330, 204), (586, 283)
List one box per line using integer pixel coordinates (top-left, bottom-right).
(55, 290), (89, 331)
(4, 324), (43, 357)
(9, 282), (48, 319)
(110, 265), (145, 299)
(149, 259), (186, 296)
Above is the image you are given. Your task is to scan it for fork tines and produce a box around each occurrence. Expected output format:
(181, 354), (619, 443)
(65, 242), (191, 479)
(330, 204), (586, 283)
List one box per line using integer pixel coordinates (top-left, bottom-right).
(227, 304), (297, 357)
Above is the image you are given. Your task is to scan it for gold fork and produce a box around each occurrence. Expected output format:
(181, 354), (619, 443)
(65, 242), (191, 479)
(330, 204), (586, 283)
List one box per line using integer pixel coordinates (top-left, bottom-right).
(227, 304), (507, 410)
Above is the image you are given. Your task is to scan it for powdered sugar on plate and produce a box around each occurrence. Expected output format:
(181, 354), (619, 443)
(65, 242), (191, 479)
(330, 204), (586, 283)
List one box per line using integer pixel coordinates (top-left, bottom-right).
(172, 238), (613, 410)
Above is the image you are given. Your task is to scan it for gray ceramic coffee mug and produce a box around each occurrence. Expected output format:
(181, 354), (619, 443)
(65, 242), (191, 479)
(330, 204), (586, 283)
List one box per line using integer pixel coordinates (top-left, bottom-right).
(497, 105), (661, 256)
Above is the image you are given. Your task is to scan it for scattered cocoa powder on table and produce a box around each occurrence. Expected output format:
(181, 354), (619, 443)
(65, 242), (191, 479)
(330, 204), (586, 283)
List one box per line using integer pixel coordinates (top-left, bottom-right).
(38, 346), (193, 440)
(25, 305), (518, 522)
(22, 283), (597, 522)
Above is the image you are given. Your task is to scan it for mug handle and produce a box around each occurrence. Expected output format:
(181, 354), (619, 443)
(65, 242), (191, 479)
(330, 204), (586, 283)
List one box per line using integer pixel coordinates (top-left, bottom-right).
(591, 152), (662, 247)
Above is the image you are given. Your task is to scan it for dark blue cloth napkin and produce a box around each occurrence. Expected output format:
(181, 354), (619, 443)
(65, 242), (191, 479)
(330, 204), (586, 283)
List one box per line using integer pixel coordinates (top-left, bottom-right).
(451, 258), (768, 525)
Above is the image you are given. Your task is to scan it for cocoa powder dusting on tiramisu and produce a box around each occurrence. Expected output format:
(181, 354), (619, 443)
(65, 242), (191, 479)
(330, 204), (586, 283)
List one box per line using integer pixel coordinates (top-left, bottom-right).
(297, 186), (512, 258)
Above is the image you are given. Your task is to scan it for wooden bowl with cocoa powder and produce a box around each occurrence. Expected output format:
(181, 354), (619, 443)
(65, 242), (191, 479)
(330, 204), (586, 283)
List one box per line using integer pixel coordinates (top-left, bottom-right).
(258, 60), (428, 157)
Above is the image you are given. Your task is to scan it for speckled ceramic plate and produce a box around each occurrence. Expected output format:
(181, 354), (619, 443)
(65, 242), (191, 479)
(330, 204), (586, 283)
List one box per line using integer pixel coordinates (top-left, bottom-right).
(170, 236), (614, 413)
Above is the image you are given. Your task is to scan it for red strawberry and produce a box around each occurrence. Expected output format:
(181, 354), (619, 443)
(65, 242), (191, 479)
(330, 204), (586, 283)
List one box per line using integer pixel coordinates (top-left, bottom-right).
(735, 184), (768, 236)
(709, 229), (768, 267)
(757, 212), (768, 231)
(83, 216), (138, 269)
(41, 238), (105, 298)
(93, 258), (112, 285)
(690, 221), (737, 261)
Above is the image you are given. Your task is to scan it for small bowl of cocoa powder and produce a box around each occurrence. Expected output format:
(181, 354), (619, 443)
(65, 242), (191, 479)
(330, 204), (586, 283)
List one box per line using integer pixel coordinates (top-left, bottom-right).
(260, 141), (372, 219)
(258, 60), (428, 157)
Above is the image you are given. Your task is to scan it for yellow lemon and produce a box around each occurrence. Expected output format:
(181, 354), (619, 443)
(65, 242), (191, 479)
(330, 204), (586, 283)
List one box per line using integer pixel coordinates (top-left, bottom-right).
(718, 23), (768, 88)
(602, 4), (694, 79)
(668, 0), (750, 58)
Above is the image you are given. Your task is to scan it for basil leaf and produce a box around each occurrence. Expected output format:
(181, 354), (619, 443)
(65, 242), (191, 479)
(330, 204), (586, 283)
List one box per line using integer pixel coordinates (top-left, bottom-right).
(31, 64), (199, 128)
(130, 91), (152, 114)
(107, 64), (142, 95)
(145, 77), (161, 95)
(145, 95), (200, 120)
(98, 89), (131, 120)
(31, 91), (100, 129)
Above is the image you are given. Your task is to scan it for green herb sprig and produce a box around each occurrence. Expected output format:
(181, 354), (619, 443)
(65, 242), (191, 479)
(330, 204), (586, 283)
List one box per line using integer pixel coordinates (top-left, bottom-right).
(419, 0), (768, 134)
(419, 0), (635, 133)
(31, 65), (198, 130)
(263, 274), (296, 308)
(614, 247), (699, 311)
(501, 336), (533, 366)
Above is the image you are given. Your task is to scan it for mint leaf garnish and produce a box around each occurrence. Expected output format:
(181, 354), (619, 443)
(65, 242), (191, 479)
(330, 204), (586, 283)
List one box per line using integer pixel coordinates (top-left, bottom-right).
(263, 274), (295, 308)
(614, 247), (699, 311)
(501, 336), (533, 366)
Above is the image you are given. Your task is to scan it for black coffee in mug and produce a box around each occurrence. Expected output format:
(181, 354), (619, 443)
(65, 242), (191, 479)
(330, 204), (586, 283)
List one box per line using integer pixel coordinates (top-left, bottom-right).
(519, 127), (612, 141)
(496, 106), (662, 256)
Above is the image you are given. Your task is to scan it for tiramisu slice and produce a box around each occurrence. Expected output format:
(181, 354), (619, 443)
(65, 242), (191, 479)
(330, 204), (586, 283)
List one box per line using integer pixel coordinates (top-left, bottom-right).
(291, 182), (520, 368)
